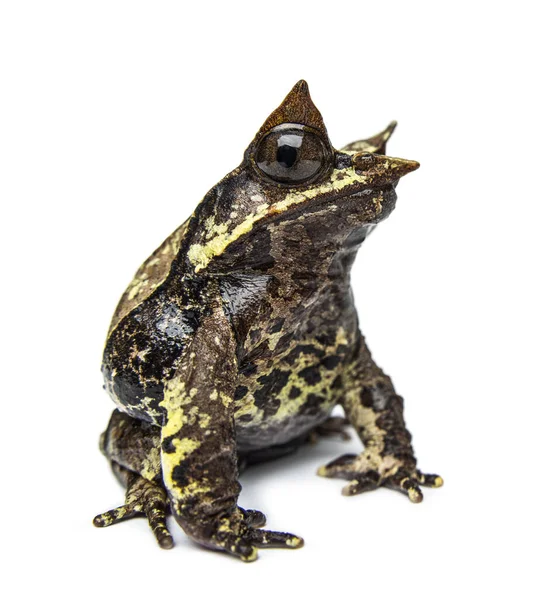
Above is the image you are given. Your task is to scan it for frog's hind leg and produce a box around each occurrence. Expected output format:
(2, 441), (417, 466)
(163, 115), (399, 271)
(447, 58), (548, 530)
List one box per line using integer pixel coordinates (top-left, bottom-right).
(93, 410), (173, 549)
(308, 416), (351, 443)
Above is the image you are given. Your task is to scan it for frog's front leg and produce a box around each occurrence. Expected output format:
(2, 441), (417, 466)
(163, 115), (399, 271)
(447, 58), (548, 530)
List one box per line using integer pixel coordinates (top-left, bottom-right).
(162, 299), (303, 562)
(318, 335), (443, 502)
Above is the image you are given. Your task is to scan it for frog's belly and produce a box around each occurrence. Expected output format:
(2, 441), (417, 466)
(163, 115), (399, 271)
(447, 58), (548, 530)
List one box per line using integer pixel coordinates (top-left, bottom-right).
(232, 347), (346, 451)
(231, 323), (353, 450)
(235, 406), (335, 452)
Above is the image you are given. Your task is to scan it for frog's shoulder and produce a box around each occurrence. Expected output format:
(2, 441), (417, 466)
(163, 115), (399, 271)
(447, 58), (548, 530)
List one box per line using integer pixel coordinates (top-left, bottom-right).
(108, 218), (190, 336)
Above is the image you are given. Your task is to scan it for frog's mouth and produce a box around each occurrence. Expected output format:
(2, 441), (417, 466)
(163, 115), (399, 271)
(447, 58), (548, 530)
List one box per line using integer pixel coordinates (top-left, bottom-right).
(325, 151), (419, 218)
(265, 151), (418, 222)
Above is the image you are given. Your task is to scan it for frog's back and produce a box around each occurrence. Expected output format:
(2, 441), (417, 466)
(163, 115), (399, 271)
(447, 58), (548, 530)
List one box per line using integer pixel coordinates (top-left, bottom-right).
(108, 219), (191, 337)
(102, 218), (202, 425)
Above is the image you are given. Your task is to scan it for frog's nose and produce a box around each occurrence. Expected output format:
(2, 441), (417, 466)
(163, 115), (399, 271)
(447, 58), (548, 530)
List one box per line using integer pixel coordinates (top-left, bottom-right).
(352, 152), (420, 183)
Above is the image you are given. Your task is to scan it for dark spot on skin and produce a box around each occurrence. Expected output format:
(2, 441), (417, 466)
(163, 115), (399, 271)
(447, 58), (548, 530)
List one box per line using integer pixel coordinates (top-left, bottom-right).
(336, 344), (349, 357)
(239, 363), (257, 377)
(285, 344), (325, 365)
(299, 393), (325, 415)
(254, 370), (291, 411)
(315, 331), (337, 346)
(360, 388), (375, 409)
(263, 397), (281, 417)
(269, 317), (285, 334)
(332, 375), (343, 389)
(255, 369), (290, 405)
(289, 386), (301, 399)
(162, 437), (176, 454)
(322, 355), (341, 370)
(245, 341), (270, 363)
(299, 366), (321, 386)
(274, 332), (293, 352)
(249, 329), (262, 344)
(238, 413), (254, 423)
(234, 385), (248, 400)
(171, 460), (193, 488)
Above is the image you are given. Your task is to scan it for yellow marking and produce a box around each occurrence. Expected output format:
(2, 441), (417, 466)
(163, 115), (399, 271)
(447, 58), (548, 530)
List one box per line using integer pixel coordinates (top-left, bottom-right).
(198, 413), (211, 428)
(140, 446), (161, 481)
(220, 392), (233, 408)
(161, 382), (205, 494)
(342, 480), (360, 496)
(187, 203), (269, 272)
(171, 437), (201, 455)
(213, 223), (228, 235)
(286, 536), (303, 548)
(342, 381), (402, 476)
(408, 487), (423, 503)
(274, 168), (368, 213)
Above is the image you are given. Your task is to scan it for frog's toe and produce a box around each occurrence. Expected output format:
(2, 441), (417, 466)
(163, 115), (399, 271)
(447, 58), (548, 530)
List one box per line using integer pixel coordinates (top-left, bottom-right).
(223, 528), (303, 561)
(94, 473), (174, 549)
(387, 474), (424, 503)
(144, 502), (174, 548)
(249, 529), (304, 549)
(317, 453), (359, 478)
(93, 505), (137, 527)
(210, 509), (303, 562)
(415, 470), (444, 488)
(319, 453), (443, 503)
(241, 508), (267, 528)
(94, 502), (174, 549)
(384, 469), (443, 503)
(341, 473), (381, 496)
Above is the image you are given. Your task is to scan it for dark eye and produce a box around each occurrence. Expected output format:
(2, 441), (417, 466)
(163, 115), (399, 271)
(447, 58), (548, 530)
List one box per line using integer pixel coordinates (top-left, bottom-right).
(254, 124), (330, 184)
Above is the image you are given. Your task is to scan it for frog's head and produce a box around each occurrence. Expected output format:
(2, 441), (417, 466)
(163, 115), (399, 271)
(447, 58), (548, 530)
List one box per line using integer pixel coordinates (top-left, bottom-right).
(183, 80), (419, 275)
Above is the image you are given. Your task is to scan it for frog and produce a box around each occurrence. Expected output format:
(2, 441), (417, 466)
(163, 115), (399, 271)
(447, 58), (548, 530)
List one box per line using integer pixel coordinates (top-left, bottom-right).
(94, 80), (443, 561)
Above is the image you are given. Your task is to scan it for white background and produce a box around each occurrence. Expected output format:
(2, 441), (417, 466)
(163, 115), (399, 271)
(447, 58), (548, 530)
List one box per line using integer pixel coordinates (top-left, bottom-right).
(2, 1), (557, 598)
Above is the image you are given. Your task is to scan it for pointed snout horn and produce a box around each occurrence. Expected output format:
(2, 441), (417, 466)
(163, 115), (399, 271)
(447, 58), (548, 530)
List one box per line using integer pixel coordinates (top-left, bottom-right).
(352, 152), (420, 185)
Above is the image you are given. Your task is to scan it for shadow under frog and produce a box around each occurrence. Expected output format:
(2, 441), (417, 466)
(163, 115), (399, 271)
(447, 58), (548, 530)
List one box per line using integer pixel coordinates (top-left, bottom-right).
(94, 80), (443, 561)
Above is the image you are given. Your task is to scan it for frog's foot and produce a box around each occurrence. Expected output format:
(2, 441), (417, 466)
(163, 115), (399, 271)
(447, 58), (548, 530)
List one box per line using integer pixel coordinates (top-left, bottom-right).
(185, 507), (304, 562)
(317, 452), (443, 503)
(93, 473), (174, 549)
(308, 416), (351, 443)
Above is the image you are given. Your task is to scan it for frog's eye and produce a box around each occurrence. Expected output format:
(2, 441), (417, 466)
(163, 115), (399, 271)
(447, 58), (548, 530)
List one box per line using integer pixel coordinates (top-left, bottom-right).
(254, 124), (331, 185)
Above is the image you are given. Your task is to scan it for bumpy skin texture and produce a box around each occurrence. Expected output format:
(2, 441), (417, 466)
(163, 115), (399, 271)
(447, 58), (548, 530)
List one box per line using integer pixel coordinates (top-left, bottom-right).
(95, 80), (443, 561)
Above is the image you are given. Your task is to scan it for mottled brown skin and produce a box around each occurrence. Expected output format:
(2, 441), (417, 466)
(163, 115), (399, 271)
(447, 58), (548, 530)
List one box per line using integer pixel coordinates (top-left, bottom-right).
(94, 81), (443, 561)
